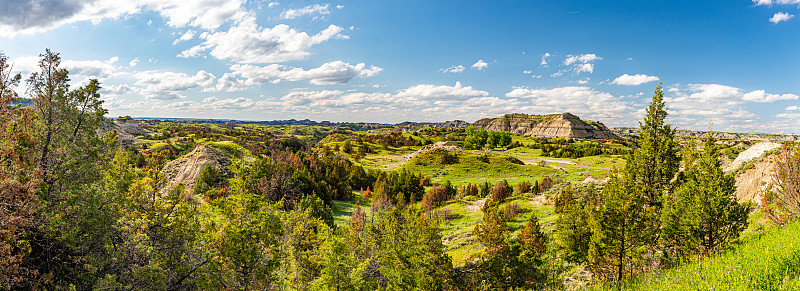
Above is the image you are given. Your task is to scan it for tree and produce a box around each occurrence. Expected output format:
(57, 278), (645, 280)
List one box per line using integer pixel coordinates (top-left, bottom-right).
(0, 51), (40, 288)
(518, 213), (548, 287)
(21, 49), (118, 288)
(472, 201), (521, 288)
(764, 143), (800, 225)
(588, 178), (651, 285)
(198, 188), (282, 290)
(554, 187), (593, 263)
(662, 131), (749, 261)
(625, 81), (679, 210)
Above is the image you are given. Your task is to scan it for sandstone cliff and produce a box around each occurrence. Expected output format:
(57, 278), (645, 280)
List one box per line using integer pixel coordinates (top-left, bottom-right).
(471, 113), (620, 139)
(162, 145), (231, 195)
(612, 127), (800, 142)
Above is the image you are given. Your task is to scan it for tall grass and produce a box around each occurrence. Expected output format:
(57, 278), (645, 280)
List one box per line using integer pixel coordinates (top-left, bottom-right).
(592, 220), (800, 290)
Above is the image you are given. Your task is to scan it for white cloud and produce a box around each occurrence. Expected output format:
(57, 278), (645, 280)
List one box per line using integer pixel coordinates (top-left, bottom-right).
(612, 74), (659, 85)
(540, 52), (551, 66)
(441, 65), (466, 73)
(62, 56), (121, 82)
(129, 58), (139, 67)
(280, 4), (330, 19)
(753, 0), (800, 6)
(0, 0), (244, 37)
(770, 12), (794, 23)
(179, 14), (346, 63)
(471, 60), (488, 70)
(268, 2), (280, 7)
(742, 90), (799, 102)
(396, 82), (489, 101)
(135, 70), (215, 99)
(563, 54), (601, 65)
(172, 29), (196, 45)
(574, 63), (594, 74)
(562, 54), (601, 74)
(505, 86), (635, 124)
(228, 61), (381, 86)
(336, 5), (344, 9)
(522, 70), (532, 74)
(786, 105), (800, 111)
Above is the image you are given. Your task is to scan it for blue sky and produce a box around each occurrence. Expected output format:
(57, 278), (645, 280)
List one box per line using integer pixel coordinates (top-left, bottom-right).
(2, 0), (800, 133)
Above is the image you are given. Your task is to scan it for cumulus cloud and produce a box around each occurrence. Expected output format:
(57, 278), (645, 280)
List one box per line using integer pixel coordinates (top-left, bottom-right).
(172, 29), (196, 45)
(0, 0), (243, 37)
(179, 14), (346, 63)
(280, 4), (330, 19)
(770, 12), (794, 23)
(562, 54), (601, 74)
(563, 54), (601, 66)
(396, 82), (489, 101)
(540, 52), (551, 66)
(505, 86), (633, 121)
(612, 74), (659, 85)
(441, 65), (465, 73)
(471, 60), (488, 70)
(129, 58), (139, 67)
(134, 70), (215, 99)
(742, 90), (798, 102)
(268, 2), (280, 7)
(753, 0), (800, 5)
(228, 61), (382, 86)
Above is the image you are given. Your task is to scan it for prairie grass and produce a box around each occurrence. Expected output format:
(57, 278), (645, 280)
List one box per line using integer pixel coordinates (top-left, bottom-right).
(591, 220), (800, 290)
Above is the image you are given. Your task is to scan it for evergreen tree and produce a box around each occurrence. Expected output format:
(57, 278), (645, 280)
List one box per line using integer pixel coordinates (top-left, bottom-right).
(625, 81), (679, 210)
(518, 213), (548, 288)
(472, 201), (520, 288)
(661, 131), (750, 261)
(554, 187), (593, 263)
(588, 178), (650, 285)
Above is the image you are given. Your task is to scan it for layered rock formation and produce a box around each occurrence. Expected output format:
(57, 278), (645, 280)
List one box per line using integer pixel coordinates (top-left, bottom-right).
(471, 113), (620, 139)
(612, 127), (800, 142)
(162, 145), (231, 195)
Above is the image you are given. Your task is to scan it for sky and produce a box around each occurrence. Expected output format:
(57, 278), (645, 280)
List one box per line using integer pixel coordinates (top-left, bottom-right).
(1, 0), (800, 133)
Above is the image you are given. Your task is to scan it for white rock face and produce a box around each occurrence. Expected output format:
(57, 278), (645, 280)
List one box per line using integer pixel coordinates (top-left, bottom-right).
(723, 142), (781, 173)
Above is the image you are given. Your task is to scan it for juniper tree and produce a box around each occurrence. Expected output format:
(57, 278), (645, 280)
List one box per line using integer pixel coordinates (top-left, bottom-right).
(661, 131), (749, 261)
(625, 81), (679, 210)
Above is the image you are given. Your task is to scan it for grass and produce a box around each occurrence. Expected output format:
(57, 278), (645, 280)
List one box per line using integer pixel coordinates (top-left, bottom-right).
(400, 150), (560, 185)
(590, 220), (800, 290)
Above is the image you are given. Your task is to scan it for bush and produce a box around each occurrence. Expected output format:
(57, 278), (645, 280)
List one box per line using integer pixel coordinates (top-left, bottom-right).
(422, 185), (449, 209)
(516, 181), (532, 195)
(458, 183), (479, 198)
(420, 176), (433, 187)
(502, 202), (523, 221)
(491, 180), (513, 201)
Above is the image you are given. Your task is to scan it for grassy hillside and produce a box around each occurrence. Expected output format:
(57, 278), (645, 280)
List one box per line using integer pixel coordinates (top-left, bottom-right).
(590, 220), (800, 290)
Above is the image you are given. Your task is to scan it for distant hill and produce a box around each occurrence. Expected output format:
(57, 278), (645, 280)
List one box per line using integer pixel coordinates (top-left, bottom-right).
(471, 112), (621, 139)
(612, 127), (800, 142)
(396, 120), (470, 128)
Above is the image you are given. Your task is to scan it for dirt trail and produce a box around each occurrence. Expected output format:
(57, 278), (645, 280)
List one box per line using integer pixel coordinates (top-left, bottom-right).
(468, 198), (488, 212)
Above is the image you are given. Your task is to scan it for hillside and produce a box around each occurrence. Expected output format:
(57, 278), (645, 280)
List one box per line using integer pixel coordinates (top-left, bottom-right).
(472, 113), (621, 139)
(613, 127), (800, 142)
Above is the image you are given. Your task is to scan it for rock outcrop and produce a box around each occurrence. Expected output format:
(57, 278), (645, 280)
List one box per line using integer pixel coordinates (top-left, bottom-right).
(472, 113), (620, 139)
(612, 127), (800, 142)
(162, 145), (230, 195)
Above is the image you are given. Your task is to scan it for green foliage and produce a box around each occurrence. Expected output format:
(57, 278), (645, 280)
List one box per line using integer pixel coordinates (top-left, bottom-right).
(554, 187), (594, 263)
(765, 143), (800, 225)
(464, 126), (511, 150)
(193, 164), (226, 195)
(662, 132), (750, 262)
(592, 220), (800, 291)
(589, 178), (652, 284)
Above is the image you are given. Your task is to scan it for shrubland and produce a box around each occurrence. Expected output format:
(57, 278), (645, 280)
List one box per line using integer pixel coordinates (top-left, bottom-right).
(0, 50), (796, 290)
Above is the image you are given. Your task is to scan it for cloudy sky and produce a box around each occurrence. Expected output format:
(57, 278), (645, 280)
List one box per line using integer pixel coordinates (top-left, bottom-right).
(1, 0), (800, 133)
